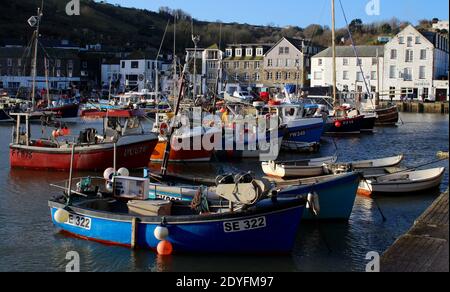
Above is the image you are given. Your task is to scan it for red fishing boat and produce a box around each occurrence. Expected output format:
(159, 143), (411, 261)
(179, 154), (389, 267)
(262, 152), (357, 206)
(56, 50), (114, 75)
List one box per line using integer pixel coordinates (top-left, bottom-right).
(10, 110), (158, 171)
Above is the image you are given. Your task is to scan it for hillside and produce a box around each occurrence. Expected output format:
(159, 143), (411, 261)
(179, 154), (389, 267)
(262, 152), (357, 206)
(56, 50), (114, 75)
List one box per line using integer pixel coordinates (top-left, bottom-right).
(0, 0), (437, 54)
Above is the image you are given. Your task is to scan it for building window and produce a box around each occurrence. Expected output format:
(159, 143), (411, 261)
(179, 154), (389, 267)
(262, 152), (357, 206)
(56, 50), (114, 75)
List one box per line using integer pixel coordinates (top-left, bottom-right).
(256, 48), (264, 56)
(246, 48), (253, 57)
(314, 71), (322, 80)
(356, 58), (362, 66)
(254, 73), (260, 81)
(389, 65), (397, 79)
(419, 66), (426, 79)
(295, 72), (301, 80)
(318, 59), (323, 66)
(403, 68), (412, 81)
(356, 72), (364, 82)
(67, 60), (73, 69)
(56, 70), (61, 77)
(68, 69), (73, 78)
(275, 72), (282, 80)
(343, 71), (349, 80)
(390, 49), (397, 60)
(234, 62), (239, 69)
(121, 61), (125, 68)
(131, 61), (139, 69)
(279, 47), (284, 55)
(399, 36), (405, 44)
(343, 58), (349, 66)
(267, 72), (273, 80)
(255, 61), (260, 69)
(423, 88), (429, 99)
(267, 59), (273, 67)
(405, 50), (413, 62)
(285, 47), (290, 54)
(56, 59), (61, 68)
(226, 49), (232, 57)
(287, 72), (292, 79)
(372, 58), (377, 65)
(407, 36), (413, 47)
(415, 36), (421, 44)
(243, 73), (249, 81)
(235, 48), (242, 57)
(389, 87), (396, 99)
(234, 73), (239, 81)
(224, 62), (229, 69)
(420, 49), (427, 60)
(244, 61), (250, 69)
(371, 71), (377, 80)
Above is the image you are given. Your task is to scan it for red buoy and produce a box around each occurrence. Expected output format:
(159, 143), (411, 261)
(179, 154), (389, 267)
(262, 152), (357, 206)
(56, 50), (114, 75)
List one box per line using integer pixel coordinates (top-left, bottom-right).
(334, 121), (342, 128)
(157, 240), (173, 256)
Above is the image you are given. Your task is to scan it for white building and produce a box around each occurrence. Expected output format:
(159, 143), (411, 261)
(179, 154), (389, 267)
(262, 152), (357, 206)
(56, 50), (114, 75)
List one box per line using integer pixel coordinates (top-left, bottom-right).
(383, 25), (449, 101)
(432, 20), (449, 31)
(119, 53), (163, 91)
(311, 46), (384, 95)
(101, 62), (120, 88)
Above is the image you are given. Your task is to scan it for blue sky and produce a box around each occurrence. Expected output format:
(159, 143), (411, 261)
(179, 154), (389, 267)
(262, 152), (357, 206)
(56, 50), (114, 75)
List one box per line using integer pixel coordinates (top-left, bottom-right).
(108, 0), (449, 27)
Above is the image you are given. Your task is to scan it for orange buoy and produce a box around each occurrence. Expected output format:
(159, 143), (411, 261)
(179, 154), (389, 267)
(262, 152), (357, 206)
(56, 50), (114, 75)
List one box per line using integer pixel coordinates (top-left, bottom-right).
(157, 240), (173, 256)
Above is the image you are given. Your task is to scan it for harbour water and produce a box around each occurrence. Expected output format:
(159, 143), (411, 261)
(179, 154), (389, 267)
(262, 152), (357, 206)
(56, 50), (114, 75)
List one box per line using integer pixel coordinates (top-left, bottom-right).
(0, 113), (448, 272)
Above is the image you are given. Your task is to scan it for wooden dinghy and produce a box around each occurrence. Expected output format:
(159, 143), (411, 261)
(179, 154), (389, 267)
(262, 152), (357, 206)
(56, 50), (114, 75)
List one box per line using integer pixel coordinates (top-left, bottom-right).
(358, 167), (445, 196)
(261, 156), (337, 178)
(350, 155), (404, 169)
(262, 155), (403, 179)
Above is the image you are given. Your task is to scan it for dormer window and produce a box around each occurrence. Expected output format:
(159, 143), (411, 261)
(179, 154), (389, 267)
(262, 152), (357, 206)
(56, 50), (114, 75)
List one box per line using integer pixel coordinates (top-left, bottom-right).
(225, 49), (232, 57)
(246, 48), (253, 57)
(256, 48), (264, 56)
(399, 36), (405, 44)
(235, 48), (242, 57)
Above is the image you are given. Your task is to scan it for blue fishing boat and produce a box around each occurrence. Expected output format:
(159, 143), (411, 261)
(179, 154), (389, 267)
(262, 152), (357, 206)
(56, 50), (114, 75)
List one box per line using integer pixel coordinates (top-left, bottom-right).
(49, 195), (306, 254)
(260, 103), (324, 150)
(278, 172), (361, 221)
(147, 171), (360, 221)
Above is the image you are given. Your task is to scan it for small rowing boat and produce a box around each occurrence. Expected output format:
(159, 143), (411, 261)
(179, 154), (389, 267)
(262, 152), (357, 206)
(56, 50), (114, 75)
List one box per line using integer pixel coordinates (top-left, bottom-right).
(262, 155), (403, 179)
(262, 156), (337, 178)
(358, 167), (445, 196)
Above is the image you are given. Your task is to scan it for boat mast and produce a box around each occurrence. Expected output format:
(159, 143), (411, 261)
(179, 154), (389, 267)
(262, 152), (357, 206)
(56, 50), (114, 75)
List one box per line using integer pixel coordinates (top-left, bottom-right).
(31, 8), (43, 110)
(160, 66), (187, 176)
(331, 0), (338, 106)
(376, 48), (380, 106)
(44, 56), (50, 106)
(192, 20), (200, 100)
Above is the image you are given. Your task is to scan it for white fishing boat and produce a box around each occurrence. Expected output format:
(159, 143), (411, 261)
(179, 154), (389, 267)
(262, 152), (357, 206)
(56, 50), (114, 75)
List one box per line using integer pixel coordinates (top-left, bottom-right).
(350, 155), (404, 169)
(358, 167), (445, 196)
(262, 156), (337, 178)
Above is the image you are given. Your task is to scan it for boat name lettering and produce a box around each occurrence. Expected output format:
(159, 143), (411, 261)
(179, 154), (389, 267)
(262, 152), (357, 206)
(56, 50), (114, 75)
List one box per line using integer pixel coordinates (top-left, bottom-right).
(124, 145), (148, 157)
(66, 214), (91, 230)
(223, 216), (266, 233)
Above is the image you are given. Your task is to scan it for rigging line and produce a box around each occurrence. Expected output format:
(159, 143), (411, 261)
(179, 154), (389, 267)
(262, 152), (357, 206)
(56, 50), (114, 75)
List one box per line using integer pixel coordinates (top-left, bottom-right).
(337, 0), (374, 106)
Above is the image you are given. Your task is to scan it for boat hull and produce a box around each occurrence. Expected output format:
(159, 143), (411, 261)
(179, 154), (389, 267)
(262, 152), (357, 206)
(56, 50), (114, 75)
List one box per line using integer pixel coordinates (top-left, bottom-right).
(279, 172), (360, 220)
(374, 106), (399, 126)
(285, 118), (324, 144)
(41, 103), (80, 119)
(150, 140), (213, 162)
(10, 135), (158, 171)
(325, 116), (363, 135)
(359, 168), (445, 195)
(361, 116), (376, 132)
(49, 199), (305, 254)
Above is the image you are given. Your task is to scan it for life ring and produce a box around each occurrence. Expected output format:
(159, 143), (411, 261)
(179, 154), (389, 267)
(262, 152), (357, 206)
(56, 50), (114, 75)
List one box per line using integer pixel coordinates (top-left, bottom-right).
(159, 123), (169, 136)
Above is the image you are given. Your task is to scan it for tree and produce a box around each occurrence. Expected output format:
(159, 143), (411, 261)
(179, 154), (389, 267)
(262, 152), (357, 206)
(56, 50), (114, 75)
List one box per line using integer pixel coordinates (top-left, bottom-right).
(349, 19), (363, 34)
(380, 23), (392, 34)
